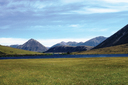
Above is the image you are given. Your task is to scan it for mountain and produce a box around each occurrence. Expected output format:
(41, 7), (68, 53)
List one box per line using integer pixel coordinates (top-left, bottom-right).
(17, 39), (47, 52)
(10, 44), (19, 48)
(52, 36), (107, 47)
(52, 41), (78, 47)
(94, 24), (128, 49)
(0, 45), (42, 56)
(45, 46), (93, 53)
(52, 41), (68, 47)
(82, 36), (107, 46)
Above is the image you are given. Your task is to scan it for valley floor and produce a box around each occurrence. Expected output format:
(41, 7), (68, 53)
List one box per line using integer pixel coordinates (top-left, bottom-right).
(0, 57), (128, 85)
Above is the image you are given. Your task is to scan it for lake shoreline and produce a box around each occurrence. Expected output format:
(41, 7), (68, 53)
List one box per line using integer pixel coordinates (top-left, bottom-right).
(1, 54), (128, 60)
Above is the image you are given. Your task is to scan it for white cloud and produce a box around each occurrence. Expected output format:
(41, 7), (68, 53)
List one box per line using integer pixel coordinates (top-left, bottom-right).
(87, 28), (108, 32)
(61, 0), (84, 4)
(72, 3), (128, 14)
(2, 0), (128, 15)
(64, 0), (128, 14)
(0, 38), (27, 46)
(0, 38), (91, 47)
(87, 8), (119, 13)
(69, 24), (79, 28)
(73, 7), (122, 14)
(103, 0), (128, 3)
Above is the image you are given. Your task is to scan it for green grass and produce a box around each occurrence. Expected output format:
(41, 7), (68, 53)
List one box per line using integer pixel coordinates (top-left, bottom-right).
(0, 57), (128, 85)
(73, 43), (128, 54)
(0, 45), (43, 56)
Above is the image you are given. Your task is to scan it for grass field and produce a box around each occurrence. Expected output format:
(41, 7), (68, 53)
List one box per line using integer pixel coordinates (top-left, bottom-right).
(0, 57), (128, 85)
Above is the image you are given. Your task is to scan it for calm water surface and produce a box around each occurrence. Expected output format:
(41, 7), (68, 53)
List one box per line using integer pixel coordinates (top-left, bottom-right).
(1, 54), (128, 60)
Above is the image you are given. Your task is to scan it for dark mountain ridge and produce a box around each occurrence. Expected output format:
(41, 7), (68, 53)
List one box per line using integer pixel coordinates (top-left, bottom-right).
(94, 24), (128, 49)
(52, 36), (106, 47)
(17, 39), (47, 52)
(45, 46), (93, 53)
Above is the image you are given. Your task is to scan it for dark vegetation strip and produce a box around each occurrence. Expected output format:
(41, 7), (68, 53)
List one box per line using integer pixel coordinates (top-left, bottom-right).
(0, 54), (53, 57)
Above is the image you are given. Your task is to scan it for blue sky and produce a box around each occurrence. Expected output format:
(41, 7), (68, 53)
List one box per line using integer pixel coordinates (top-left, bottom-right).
(0, 0), (128, 47)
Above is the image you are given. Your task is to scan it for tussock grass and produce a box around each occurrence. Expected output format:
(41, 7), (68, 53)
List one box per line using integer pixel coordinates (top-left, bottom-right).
(74, 44), (128, 54)
(0, 57), (128, 85)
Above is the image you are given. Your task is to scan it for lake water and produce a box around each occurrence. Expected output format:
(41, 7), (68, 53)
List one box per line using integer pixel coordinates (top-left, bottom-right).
(1, 54), (128, 60)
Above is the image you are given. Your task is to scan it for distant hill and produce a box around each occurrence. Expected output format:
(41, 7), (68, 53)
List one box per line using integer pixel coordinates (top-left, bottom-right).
(0, 45), (42, 56)
(10, 45), (19, 48)
(52, 36), (106, 47)
(17, 39), (48, 52)
(94, 24), (128, 49)
(45, 46), (93, 53)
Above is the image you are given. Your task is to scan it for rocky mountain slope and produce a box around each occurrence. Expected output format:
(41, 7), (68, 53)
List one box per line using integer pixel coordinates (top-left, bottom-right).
(94, 24), (128, 49)
(17, 39), (47, 52)
(52, 36), (106, 47)
(45, 46), (93, 53)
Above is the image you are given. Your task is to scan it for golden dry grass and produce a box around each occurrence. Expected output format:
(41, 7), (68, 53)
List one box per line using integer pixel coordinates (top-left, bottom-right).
(74, 44), (128, 54)
(0, 57), (128, 85)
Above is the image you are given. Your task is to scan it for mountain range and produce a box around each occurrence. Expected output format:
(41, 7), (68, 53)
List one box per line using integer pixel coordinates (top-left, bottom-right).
(16, 39), (47, 52)
(2, 24), (128, 54)
(47, 36), (106, 53)
(76, 24), (128, 54)
(52, 36), (106, 47)
(10, 36), (106, 53)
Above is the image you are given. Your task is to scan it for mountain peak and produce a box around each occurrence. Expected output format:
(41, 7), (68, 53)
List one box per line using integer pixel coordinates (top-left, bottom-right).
(17, 39), (47, 52)
(28, 38), (36, 41)
(97, 36), (106, 38)
(60, 41), (66, 44)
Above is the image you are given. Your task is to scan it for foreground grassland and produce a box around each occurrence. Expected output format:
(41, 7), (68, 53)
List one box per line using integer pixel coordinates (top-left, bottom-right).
(0, 57), (128, 85)
(0, 45), (42, 56)
(74, 44), (128, 54)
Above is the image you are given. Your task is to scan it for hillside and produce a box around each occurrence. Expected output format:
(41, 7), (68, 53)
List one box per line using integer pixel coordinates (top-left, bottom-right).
(0, 45), (42, 56)
(94, 24), (128, 49)
(73, 43), (128, 54)
(52, 36), (106, 47)
(17, 39), (47, 52)
(45, 46), (93, 53)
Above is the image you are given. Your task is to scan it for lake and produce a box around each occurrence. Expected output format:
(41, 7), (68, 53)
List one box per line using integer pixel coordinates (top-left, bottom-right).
(1, 54), (128, 60)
